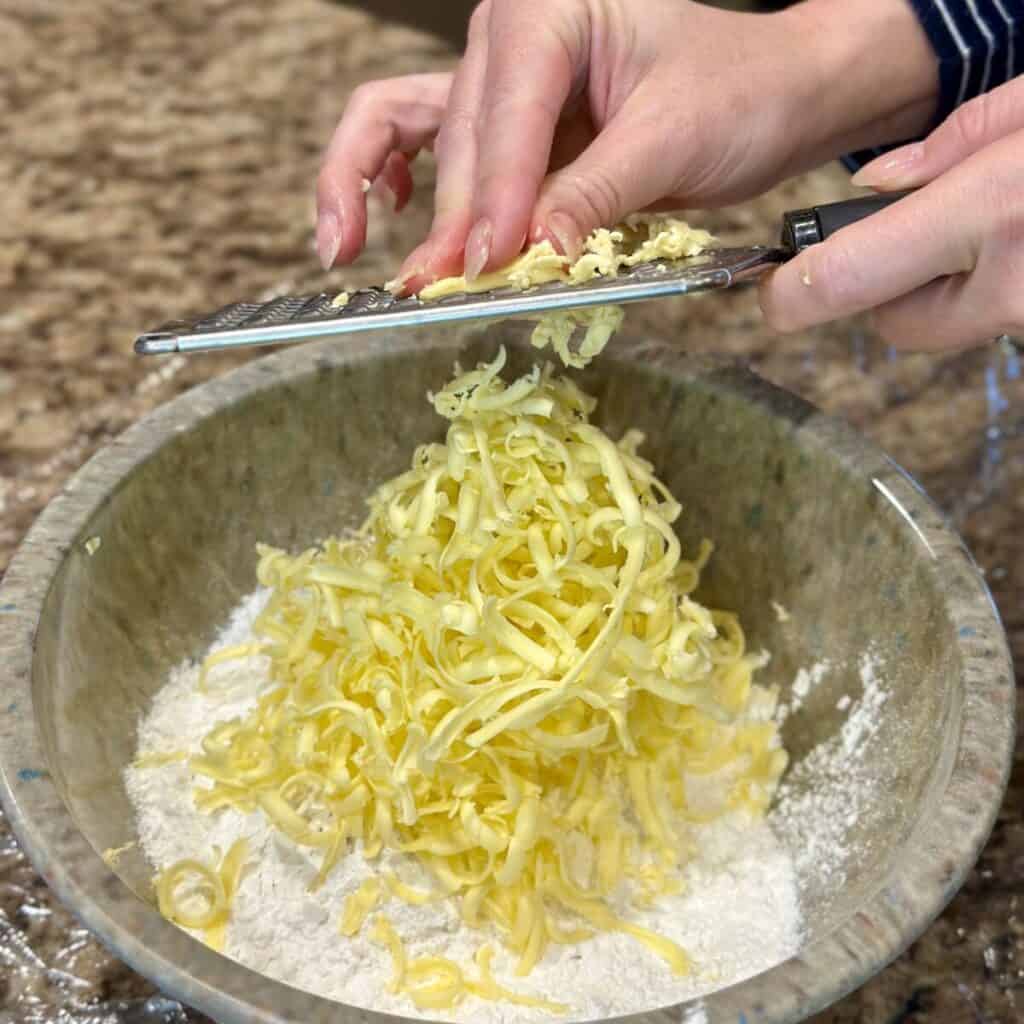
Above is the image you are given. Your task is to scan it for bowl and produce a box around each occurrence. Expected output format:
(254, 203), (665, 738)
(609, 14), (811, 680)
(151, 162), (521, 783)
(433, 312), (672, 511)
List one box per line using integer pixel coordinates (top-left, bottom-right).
(0, 327), (1013, 1024)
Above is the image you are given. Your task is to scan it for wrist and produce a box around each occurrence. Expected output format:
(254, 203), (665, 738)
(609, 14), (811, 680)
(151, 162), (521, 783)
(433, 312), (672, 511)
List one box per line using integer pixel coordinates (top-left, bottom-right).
(770, 0), (939, 173)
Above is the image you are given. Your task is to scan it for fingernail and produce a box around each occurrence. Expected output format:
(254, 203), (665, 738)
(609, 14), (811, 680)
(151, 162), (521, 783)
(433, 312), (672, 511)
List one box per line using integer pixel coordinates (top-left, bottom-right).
(546, 211), (579, 259)
(387, 267), (420, 295)
(464, 218), (492, 281)
(390, 250), (429, 293)
(316, 210), (341, 271)
(851, 142), (924, 187)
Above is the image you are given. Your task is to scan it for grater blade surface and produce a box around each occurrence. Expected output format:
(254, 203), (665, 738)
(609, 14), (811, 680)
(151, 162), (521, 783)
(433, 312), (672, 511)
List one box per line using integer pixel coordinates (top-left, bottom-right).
(135, 247), (784, 355)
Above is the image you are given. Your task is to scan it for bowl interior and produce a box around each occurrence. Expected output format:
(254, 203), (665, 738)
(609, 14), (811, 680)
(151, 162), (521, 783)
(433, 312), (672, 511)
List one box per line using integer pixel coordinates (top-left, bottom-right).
(32, 328), (961, 1006)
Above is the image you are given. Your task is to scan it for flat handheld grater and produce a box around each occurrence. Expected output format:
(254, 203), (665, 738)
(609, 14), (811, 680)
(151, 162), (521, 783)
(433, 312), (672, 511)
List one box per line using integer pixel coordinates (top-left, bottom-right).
(135, 193), (907, 356)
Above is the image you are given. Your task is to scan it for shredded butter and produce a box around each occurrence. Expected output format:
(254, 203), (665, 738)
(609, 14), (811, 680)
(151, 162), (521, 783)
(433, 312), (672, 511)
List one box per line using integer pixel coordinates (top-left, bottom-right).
(151, 330), (785, 1014)
(360, 215), (713, 370)
(156, 838), (248, 951)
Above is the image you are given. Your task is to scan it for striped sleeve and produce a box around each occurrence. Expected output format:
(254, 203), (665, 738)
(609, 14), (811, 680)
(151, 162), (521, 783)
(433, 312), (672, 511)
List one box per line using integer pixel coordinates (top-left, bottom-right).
(843, 0), (1024, 171)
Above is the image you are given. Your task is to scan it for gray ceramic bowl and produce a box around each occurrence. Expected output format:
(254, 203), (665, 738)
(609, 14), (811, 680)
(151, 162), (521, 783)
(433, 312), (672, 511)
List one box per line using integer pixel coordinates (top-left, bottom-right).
(0, 327), (1014, 1024)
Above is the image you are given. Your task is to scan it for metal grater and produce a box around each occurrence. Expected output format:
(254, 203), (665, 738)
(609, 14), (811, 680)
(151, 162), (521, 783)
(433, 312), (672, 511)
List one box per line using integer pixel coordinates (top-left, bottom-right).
(135, 194), (909, 356)
(134, 248), (780, 355)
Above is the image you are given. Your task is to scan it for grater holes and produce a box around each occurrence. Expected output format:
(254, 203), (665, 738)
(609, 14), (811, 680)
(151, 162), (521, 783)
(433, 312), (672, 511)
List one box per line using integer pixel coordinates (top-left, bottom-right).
(193, 302), (265, 331)
(292, 293), (340, 319)
(236, 295), (319, 327)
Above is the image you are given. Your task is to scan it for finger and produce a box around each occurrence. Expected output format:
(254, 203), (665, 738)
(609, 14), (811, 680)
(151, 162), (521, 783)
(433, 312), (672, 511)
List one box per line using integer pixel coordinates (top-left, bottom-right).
(464, 0), (581, 277)
(869, 275), (995, 350)
(758, 186), (977, 333)
(316, 73), (451, 269)
(397, 2), (493, 291)
(852, 76), (1024, 191)
(377, 151), (415, 212)
(529, 95), (692, 258)
(318, 87), (445, 267)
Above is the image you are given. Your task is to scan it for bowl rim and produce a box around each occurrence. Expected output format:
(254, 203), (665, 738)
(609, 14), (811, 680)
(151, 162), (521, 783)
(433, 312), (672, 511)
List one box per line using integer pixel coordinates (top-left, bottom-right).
(0, 331), (1014, 1024)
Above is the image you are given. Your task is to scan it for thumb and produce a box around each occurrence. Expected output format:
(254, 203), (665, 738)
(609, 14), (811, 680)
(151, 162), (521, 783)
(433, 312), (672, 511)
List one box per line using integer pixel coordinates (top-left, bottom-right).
(853, 76), (1024, 191)
(529, 99), (687, 256)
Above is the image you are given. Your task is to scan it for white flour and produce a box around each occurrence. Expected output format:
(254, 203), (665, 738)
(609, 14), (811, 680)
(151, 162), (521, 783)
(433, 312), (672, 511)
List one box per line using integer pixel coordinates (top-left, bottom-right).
(126, 590), (803, 1022)
(770, 653), (889, 893)
(775, 659), (830, 719)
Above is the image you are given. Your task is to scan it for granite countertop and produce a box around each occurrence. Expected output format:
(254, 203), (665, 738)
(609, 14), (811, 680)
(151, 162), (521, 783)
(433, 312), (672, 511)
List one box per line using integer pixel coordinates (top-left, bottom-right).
(1, 1), (1021, 1021)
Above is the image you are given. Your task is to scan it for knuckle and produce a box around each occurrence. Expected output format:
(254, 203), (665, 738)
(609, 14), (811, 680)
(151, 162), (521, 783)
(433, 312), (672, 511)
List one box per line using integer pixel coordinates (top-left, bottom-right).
(343, 76), (431, 120)
(488, 90), (561, 127)
(442, 110), (477, 136)
(807, 238), (863, 315)
(945, 93), (992, 153)
(345, 81), (379, 117)
(569, 167), (622, 229)
(434, 110), (476, 161)
(988, 173), (1024, 246)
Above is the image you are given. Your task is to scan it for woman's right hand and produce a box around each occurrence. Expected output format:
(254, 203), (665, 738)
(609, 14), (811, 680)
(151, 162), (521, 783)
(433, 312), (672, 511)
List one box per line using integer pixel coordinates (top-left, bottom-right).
(316, 0), (938, 293)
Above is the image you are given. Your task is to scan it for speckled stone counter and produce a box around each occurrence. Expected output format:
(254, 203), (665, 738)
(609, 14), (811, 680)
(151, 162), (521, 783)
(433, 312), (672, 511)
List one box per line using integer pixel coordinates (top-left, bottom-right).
(1, 2), (1022, 1021)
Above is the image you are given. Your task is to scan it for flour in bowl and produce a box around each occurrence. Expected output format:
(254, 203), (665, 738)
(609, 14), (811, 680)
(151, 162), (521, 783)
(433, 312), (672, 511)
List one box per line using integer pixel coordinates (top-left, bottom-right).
(126, 589), (803, 1022)
(771, 652), (889, 894)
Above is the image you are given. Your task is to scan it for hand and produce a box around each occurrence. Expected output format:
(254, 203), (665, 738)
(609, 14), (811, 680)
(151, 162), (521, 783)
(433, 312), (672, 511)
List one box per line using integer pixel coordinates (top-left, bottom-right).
(760, 76), (1024, 350)
(316, 0), (938, 291)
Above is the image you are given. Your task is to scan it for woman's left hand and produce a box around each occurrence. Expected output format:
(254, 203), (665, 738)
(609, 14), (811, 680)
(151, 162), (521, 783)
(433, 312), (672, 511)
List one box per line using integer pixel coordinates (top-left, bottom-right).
(760, 75), (1024, 350)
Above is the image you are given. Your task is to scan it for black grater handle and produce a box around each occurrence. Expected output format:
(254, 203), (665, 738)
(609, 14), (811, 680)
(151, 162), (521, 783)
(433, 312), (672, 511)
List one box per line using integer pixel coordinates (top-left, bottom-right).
(780, 191), (913, 254)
